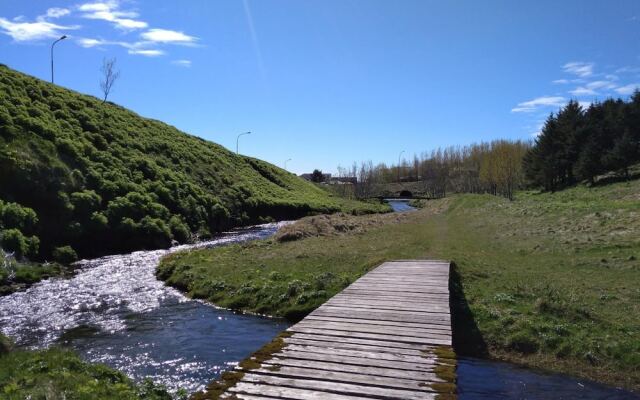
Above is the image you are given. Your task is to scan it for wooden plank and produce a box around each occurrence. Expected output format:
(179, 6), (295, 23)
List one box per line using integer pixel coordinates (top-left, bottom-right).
(283, 337), (435, 357)
(280, 344), (437, 364)
(273, 350), (444, 370)
(304, 315), (452, 331)
(325, 299), (450, 310)
(285, 333), (436, 351)
(287, 327), (452, 346)
(317, 304), (451, 316)
(250, 366), (439, 392)
(262, 358), (443, 381)
(240, 373), (435, 400)
(292, 321), (451, 338)
(228, 382), (379, 400)
(310, 309), (451, 325)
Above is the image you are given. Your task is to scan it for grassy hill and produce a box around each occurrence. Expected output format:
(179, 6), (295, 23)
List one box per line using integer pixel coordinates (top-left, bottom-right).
(0, 65), (385, 262)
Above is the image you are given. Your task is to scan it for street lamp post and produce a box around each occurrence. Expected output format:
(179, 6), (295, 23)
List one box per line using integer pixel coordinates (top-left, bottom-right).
(284, 158), (292, 171)
(51, 35), (67, 84)
(397, 150), (405, 183)
(236, 131), (251, 154)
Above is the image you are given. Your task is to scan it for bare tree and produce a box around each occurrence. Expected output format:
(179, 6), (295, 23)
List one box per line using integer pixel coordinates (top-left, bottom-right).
(100, 57), (120, 104)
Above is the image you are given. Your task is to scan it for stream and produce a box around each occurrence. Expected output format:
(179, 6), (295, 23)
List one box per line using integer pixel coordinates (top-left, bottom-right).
(0, 223), (290, 393)
(0, 217), (637, 398)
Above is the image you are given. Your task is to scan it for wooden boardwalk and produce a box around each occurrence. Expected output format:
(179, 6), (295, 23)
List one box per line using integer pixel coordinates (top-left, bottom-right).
(220, 260), (456, 399)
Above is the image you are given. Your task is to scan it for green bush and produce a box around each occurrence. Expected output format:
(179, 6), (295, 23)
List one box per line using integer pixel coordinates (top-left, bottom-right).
(52, 245), (78, 264)
(1, 229), (28, 258)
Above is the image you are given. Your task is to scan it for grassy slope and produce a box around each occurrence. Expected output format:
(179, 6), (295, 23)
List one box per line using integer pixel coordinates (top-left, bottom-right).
(0, 64), (386, 261)
(0, 334), (175, 400)
(158, 180), (640, 391)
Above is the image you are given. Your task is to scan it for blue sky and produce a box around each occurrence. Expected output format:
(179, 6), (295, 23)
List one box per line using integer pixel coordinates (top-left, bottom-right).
(1, 1), (639, 174)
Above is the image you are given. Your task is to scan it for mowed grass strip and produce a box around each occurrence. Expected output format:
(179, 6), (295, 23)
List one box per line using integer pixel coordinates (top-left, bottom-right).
(158, 179), (640, 391)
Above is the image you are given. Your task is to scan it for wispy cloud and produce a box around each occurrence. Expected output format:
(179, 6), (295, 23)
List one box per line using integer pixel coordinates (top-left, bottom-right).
(615, 83), (640, 95)
(552, 79), (569, 84)
(77, 36), (164, 57)
(42, 8), (71, 19)
(140, 28), (197, 44)
(78, 0), (148, 30)
(0, 16), (78, 42)
(569, 87), (597, 96)
(563, 61), (594, 77)
(171, 59), (191, 67)
(512, 96), (566, 113)
(128, 48), (164, 57)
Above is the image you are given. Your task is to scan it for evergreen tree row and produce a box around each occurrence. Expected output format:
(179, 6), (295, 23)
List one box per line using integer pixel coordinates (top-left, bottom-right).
(524, 93), (640, 191)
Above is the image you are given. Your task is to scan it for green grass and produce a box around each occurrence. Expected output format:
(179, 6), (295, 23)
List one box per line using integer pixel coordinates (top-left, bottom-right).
(0, 335), (177, 400)
(0, 249), (69, 295)
(158, 179), (640, 391)
(0, 64), (386, 262)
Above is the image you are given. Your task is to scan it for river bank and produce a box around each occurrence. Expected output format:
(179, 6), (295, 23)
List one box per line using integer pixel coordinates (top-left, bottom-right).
(158, 179), (640, 392)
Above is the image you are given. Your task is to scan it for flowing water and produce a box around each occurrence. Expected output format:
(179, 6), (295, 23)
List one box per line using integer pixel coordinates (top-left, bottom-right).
(458, 357), (638, 399)
(0, 223), (290, 393)
(386, 199), (416, 212)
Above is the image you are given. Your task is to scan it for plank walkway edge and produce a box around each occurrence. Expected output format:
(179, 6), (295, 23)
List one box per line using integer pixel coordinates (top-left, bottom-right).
(217, 260), (457, 399)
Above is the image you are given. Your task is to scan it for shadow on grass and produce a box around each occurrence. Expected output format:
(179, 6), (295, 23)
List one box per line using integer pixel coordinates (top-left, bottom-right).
(449, 262), (488, 357)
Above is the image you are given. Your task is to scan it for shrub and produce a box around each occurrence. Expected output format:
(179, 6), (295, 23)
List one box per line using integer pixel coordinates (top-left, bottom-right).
(1, 229), (28, 258)
(52, 245), (78, 264)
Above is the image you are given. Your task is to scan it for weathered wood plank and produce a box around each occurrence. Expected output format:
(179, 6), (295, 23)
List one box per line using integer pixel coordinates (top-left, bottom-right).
(240, 373), (436, 400)
(283, 337), (435, 356)
(284, 333), (436, 351)
(287, 327), (452, 346)
(304, 315), (452, 331)
(227, 382), (379, 400)
(309, 309), (451, 326)
(249, 366), (440, 392)
(291, 321), (451, 338)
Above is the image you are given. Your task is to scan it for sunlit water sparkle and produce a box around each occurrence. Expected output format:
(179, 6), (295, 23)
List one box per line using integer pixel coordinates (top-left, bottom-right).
(0, 222), (290, 393)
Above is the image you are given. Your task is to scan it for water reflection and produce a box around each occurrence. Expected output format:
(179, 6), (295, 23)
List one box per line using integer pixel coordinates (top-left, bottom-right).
(458, 357), (639, 399)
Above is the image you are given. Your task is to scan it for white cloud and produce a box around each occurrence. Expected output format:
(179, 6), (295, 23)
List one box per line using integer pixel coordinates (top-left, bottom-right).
(43, 8), (71, 19)
(552, 79), (569, 84)
(141, 28), (196, 44)
(78, 1), (148, 30)
(563, 61), (594, 77)
(171, 59), (191, 67)
(77, 37), (106, 47)
(511, 96), (566, 113)
(128, 49), (164, 57)
(569, 87), (597, 96)
(615, 84), (640, 95)
(586, 80), (616, 90)
(0, 17), (78, 42)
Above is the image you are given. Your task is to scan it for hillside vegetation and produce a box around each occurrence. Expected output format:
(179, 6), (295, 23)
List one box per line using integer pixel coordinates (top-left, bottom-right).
(159, 179), (640, 391)
(0, 65), (385, 262)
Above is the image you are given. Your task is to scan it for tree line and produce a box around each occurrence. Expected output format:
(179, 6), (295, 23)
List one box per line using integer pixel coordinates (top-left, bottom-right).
(524, 93), (640, 191)
(337, 140), (531, 200)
